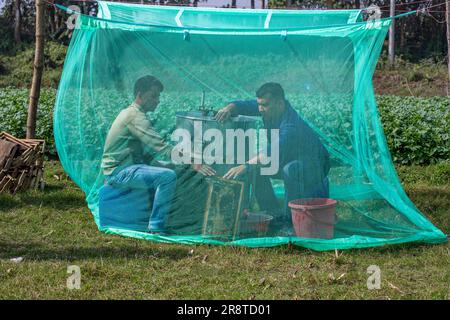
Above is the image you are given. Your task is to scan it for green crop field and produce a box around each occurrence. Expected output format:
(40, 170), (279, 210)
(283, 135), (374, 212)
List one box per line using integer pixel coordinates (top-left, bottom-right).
(1, 88), (448, 165)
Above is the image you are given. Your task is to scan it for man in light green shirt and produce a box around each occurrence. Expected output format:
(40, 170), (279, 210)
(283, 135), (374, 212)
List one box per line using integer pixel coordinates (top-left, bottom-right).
(101, 75), (214, 233)
(101, 100), (172, 176)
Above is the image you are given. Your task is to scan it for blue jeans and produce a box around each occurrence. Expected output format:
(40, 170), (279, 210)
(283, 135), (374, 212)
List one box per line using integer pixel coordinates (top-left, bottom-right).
(105, 164), (177, 232)
(250, 159), (330, 221)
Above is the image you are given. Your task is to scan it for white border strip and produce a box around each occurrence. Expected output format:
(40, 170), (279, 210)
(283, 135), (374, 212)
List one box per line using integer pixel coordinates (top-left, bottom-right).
(175, 9), (184, 27)
(264, 10), (272, 29)
(97, 1), (111, 20)
(347, 10), (362, 23)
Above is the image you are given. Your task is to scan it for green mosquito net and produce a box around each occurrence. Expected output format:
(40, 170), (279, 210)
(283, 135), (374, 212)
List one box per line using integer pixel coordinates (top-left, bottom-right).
(53, 1), (447, 251)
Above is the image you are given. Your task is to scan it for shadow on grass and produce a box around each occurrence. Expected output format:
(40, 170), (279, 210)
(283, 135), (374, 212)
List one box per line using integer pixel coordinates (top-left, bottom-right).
(1, 234), (447, 262)
(0, 190), (85, 212)
(284, 240), (448, 257)
(0, 242), (191, 261)
(0, 195), (22, 211)
(42, 184), (66, 192)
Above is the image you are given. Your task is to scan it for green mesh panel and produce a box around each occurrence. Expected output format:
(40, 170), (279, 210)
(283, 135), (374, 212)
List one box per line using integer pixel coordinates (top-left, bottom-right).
(53, 1), (447, 250)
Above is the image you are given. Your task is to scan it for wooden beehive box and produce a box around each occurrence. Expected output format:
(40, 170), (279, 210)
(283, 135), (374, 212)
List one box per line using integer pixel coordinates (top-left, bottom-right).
(0, 132), (45, 194)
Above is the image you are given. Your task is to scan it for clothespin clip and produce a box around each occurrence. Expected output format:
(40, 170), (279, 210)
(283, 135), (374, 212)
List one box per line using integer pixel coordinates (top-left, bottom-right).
(183, 29), (190, 41)
(417, 7), (431, 17)
(280, 30), (287, 41)
(417, 0), (432, 17)
(417, 5), (425, 16)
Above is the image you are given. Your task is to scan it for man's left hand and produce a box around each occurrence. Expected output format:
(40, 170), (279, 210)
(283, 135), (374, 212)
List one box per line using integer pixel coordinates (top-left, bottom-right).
(223, 164), (247, 179)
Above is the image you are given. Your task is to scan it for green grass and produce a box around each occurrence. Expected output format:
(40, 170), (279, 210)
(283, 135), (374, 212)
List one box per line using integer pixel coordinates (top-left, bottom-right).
(0, 42), (67, 88)
(0, 161), (449, 299)
(374, 56), (448, 97)
(1, 44), (448, 97)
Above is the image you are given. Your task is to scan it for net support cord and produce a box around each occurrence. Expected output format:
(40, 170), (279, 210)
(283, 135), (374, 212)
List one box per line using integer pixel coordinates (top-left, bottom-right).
(53, 2), (423, 33)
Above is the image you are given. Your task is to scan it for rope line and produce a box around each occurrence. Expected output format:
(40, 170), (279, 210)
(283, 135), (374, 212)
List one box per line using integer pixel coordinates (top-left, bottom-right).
(43, 0), (449, 11)
(44, 0), (449, 28)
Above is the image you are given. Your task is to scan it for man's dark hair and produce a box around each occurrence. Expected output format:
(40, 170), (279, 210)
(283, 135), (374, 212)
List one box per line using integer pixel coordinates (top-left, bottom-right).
(134, 75), (164, 98)
(256, 82), (285, 101)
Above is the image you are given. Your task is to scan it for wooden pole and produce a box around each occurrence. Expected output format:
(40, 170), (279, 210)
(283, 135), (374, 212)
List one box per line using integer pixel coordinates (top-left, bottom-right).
(446, 0), (450, 96)
(326, 0), (334, 9)
(388, 0), (395, 66)
(26, 0), (45, 139)
(14, 0), (21, 44)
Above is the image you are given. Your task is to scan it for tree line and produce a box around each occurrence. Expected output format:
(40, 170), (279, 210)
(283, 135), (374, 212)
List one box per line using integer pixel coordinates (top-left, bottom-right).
(1, 0), (448, 61)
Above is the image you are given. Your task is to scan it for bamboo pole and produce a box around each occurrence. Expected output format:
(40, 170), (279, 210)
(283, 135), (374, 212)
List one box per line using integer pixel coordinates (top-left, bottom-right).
(26, 0), (45, 139)
(388, 0), (395, 66)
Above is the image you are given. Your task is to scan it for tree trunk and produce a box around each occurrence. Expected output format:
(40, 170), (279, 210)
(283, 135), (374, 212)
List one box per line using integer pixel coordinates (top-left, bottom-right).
(27, 0), (45, 139)
(446, 0), (450, 96)
(48, 5), (56, 36)
(355, 0), (360, 9)
(388, 0), (395, 66)
(399, 19), (405, 52)
(326, 0), (334, 9)
(286, 0), (292, 8)
(231, 0), (236, 8)
(14, 0), (21, 44)
(55, 7), (61, 30)
(251, 0), (255, 9)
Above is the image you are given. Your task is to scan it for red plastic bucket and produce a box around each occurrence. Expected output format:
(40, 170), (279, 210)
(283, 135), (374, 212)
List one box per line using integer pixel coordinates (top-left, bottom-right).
(288, 198), (337, 239)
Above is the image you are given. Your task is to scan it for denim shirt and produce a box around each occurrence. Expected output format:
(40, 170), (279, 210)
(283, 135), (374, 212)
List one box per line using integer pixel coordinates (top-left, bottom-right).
(231, 99), (329, 171)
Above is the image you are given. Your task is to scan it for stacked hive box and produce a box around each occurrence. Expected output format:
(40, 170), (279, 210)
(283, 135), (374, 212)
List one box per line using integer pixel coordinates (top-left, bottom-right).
(0, 132), (45, 194)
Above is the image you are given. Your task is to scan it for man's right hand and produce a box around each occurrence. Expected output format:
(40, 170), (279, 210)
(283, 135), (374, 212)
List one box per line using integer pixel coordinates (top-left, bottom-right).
(191, 164), (216, 176)
(215, 103), (235, 123)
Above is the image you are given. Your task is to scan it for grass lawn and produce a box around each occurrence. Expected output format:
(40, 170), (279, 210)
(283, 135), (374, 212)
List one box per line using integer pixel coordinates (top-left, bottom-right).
(0, 161), (449, 299)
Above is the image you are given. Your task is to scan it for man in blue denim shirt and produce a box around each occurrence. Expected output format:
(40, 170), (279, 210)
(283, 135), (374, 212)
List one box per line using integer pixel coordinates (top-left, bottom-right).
(216, 83), (330, 225)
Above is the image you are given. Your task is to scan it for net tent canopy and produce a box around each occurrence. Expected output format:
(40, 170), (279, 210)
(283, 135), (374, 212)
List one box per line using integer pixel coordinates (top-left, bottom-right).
(53, 1), (447, 251)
